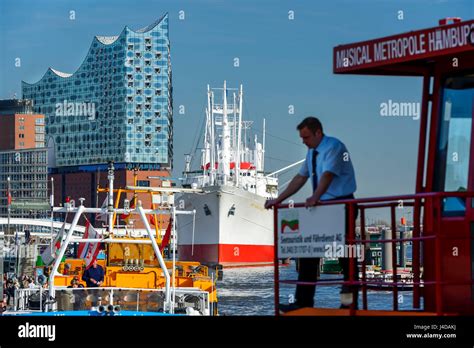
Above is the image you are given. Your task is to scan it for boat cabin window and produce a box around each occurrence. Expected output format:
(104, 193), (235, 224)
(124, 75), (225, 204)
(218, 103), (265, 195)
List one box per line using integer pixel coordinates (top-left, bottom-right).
(435, 75), (474, 216)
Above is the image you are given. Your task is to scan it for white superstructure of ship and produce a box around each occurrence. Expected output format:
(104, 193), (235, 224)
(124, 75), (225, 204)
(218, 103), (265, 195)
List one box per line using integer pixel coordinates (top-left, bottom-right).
(177, 81), (279, 266)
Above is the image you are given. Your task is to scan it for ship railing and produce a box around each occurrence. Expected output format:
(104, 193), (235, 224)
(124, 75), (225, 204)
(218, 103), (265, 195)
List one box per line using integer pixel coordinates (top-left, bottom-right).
(14, 287), (48, 312)
(273, 191), (474, 316)
(14, 286), (210, 315)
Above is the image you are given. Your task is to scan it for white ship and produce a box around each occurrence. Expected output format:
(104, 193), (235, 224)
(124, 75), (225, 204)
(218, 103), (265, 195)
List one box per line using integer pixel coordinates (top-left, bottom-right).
(177, 82), (280, 267)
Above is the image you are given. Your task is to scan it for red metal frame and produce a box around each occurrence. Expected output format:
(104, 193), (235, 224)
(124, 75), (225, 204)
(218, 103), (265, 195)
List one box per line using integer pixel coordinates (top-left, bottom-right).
(273, 191), (474, 316)
(273, 19), (474, 316)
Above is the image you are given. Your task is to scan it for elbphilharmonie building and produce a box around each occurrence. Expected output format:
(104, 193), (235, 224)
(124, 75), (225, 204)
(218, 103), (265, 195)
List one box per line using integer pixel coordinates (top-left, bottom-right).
(22, 14), (172, 171)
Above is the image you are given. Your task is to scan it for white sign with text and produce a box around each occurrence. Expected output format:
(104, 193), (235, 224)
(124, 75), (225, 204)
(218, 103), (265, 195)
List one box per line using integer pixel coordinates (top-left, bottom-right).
(278, 205), (345, 258)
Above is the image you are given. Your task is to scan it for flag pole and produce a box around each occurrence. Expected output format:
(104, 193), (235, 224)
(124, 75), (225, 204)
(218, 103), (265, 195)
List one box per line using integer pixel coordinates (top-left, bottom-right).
(107, 162), (114, 234)
(7, 176), (11, 240)
(7, 176), (12, 274)
(50, 178), (54, 252)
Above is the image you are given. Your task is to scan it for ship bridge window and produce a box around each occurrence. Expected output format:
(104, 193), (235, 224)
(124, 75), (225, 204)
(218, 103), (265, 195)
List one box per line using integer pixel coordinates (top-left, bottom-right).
(434, 75), (474, 216)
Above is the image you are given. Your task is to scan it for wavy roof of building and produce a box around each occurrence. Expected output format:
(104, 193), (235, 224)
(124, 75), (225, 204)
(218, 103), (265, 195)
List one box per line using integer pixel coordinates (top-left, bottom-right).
(22, 13), (168, 85)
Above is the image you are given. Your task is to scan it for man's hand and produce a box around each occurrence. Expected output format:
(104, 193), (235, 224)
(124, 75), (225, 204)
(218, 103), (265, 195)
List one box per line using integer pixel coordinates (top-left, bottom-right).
(305, 195), (320, 207)
(264, 175), (307, 210)
(264, 199), (280, 210)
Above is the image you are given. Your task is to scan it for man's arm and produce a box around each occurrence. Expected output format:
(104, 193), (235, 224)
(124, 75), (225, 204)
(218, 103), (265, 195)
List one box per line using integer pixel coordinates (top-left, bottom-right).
(264, 174), (308, 209)
(98, 267), (104, 283)
(305, 171), (334, 206)
(81, 270), (90, 283)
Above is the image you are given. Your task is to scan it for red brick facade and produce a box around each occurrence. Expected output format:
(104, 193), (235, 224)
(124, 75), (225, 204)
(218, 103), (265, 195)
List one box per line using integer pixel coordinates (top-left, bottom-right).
(0, 113), (45, 150)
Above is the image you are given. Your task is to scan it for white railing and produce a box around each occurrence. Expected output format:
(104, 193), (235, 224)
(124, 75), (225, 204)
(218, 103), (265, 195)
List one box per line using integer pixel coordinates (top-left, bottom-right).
(14, 286), (211, 315)
(14, 287), (48, 312)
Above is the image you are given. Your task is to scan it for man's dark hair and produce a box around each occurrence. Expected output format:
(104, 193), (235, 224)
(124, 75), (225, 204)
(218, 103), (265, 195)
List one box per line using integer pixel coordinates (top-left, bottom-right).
(297, 117), (323, 134)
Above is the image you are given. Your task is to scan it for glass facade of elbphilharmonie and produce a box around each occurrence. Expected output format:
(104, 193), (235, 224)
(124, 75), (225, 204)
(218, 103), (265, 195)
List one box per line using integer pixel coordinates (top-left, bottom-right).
(22, 14), (172, 171)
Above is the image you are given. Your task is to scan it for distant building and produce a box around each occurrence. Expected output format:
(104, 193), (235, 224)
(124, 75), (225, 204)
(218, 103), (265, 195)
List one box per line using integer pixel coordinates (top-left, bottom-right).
(22, 14), (172, 170)
(0, 99), (45, 151)
(0, 149), (49, 218)
(0, 99), (48, 218)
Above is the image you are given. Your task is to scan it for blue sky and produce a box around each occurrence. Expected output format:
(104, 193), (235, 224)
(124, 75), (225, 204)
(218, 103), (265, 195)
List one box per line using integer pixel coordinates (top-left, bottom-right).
(1, 0), (473, 220)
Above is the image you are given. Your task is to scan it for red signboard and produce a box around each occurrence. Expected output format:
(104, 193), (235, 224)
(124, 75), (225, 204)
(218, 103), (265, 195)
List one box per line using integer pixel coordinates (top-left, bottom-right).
(334, 20), (474, 73)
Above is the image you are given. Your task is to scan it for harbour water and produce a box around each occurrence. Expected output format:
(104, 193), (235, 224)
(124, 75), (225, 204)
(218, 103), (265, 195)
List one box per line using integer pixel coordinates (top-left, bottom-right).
(217, 260), (419, 316)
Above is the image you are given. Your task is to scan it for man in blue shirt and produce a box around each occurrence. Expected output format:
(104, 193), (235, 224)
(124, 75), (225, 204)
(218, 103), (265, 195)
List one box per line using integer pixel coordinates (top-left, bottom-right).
(265, 116), (358, 311)
(82, 260), (104, 287)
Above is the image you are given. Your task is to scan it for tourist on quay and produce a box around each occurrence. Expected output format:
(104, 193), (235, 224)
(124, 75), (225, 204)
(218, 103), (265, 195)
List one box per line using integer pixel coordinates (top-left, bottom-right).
(27, 278), (37, 289)
(67, 276), (85, 310)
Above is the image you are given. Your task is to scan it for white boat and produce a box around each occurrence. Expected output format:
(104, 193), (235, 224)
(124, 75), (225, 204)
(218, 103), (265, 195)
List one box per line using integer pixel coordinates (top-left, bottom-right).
(177, 82), (281, 267)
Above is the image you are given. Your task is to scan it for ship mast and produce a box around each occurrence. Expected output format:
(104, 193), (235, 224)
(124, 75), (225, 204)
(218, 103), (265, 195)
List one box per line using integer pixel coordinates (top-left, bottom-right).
(219, 81), (231, 185)
(236, 84), (243, 186)
(208, 85), (216, 186)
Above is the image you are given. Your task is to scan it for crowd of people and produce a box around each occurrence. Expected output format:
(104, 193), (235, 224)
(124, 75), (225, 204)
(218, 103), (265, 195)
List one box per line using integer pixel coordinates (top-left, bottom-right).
(1, 260), (104, 314)
(2, 273), (49, 313)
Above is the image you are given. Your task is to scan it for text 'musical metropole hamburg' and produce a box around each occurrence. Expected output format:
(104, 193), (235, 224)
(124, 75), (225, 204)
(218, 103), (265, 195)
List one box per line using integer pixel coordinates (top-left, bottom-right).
(335, 21), (474, 71)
